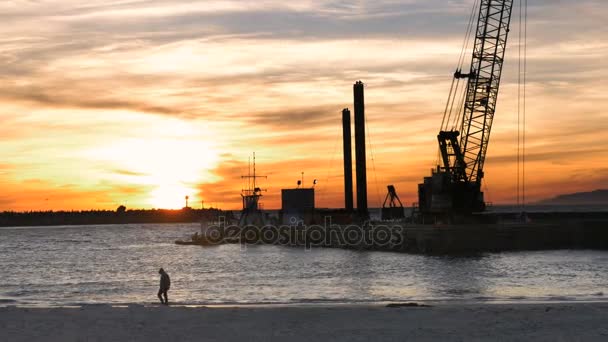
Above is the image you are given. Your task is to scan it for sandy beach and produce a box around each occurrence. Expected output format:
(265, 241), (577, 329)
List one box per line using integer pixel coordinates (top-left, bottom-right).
(1, 302), (607, 341)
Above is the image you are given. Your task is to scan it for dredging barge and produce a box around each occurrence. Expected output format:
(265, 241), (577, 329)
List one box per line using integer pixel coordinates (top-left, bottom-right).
(178, 207), (608, 254)
(178, 1), (608, 254)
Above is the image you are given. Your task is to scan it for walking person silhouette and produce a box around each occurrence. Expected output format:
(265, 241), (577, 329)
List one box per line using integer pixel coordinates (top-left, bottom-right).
(157, 268), (171, 305)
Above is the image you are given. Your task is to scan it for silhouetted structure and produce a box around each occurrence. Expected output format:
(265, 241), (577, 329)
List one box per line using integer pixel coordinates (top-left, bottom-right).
(342, 108), (354, 212)
(280, 188), (315, 225)
(0, 208), (226, 227)
(239, 152), (268, 226)
(418, 0), (514, 222)
(353, 81), (368, 219)
(381, 185), (405, 220)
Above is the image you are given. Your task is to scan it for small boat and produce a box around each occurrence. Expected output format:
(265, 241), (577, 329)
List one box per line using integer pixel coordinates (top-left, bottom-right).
(174, 239), (200, 246)
(174, 229), (219, 246)
(175, 153), (268, 247)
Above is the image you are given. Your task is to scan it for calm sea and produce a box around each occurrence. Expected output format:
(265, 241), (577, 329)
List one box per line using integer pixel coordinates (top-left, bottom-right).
(1, 223), (607, 306)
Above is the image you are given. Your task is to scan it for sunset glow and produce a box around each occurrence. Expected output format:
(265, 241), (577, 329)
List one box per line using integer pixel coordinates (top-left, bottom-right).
(1, 0), (606, 210)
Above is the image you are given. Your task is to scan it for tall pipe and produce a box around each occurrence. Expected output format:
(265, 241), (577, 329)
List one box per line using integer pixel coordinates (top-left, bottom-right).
(342, 108), (354, 212)
(353, 81), (368, 217)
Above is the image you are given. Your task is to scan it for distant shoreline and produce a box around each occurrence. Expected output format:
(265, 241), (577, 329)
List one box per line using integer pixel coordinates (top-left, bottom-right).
(2, 204), (608, 227)
(0, 208), (230, 227)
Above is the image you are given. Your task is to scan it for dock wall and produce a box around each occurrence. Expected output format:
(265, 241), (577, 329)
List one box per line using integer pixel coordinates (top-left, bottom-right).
(207, 220), (608, 254)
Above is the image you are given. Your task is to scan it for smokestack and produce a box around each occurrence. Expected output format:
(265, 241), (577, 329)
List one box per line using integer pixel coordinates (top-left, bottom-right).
(342, 108), (354, 212)
(353, 81), (368, 217)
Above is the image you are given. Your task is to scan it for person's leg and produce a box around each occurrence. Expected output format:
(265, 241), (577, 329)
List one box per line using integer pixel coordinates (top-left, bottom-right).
(157, 289), (165, 304)
(163, 290), (168, 305)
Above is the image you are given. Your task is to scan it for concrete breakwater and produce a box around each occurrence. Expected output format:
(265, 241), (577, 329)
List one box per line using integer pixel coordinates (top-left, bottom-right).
(187, 219), (608, 254)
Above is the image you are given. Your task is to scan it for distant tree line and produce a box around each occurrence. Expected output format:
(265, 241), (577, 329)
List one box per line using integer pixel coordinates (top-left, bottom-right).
(0, 207), (233, 227)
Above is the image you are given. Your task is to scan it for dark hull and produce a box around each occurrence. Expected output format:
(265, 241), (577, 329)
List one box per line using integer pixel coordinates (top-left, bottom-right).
(176, 219), (608, 255)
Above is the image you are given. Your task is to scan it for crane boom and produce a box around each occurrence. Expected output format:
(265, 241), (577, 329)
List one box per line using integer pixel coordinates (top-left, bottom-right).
(459, 0), (514, 184)
(418, 0), (514, 220)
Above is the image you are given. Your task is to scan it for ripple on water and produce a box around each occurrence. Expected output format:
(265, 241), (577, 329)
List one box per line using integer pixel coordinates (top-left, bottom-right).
(1, 224), (608, 306)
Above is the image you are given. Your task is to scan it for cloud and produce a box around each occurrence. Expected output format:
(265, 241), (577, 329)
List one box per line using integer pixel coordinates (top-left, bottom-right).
(246, 106), (340, 129)
(487, 147), (608, 165)
(112, 169), (149, 177)
(0, 178), (117, 211)
(0, 86), (183, 116)
(0, 0), (607, 209)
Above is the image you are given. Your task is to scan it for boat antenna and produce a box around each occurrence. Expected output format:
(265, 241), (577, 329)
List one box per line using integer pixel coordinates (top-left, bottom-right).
(241, 152), (267, 195)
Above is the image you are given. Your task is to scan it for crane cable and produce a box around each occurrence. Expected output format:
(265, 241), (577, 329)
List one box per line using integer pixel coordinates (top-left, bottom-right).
(441, 77), (457, 130)
(451, 76), (467, 131)
(523, 0), (528, 209)
(450, 0), (481, 132)
(517, 0), (522, 208)
(364, 100), (383, 211)
(442, 0), (480, 132)
(319, 119), (342, 205)
(438, 0), (480, 166)
(517, 0), (528, 211)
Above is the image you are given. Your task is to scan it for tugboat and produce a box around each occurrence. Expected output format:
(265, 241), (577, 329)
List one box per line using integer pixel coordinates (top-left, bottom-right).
(238, 152), (269, 227)
(175, 152), (269, 246)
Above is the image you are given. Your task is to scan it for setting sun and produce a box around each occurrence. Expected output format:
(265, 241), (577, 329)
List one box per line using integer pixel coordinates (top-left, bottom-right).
(82, 114), (221, 209)
(149, 184), (197, 209)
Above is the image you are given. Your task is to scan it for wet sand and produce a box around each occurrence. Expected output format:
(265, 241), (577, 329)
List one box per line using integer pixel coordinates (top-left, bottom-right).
(1, 303), (608, 341)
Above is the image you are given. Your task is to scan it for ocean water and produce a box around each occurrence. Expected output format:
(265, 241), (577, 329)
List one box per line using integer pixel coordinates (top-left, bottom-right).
(1, 223), (607, 306)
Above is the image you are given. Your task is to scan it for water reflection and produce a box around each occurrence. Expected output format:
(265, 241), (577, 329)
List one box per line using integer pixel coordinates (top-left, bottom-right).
(417, 255), (491, 300)
(1, 225), (608, 306)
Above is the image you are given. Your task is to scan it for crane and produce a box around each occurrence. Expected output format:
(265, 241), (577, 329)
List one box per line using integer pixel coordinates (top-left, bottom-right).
(418, 0), (515, 221)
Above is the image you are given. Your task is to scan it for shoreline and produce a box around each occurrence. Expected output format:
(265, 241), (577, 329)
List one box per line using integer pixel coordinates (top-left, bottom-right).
(2, 302), (607, 341)
(2, 206), (608, 228)
(3, 297), (608, 309)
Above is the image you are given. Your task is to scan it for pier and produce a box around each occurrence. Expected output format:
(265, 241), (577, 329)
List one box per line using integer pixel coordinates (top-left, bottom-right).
(189, 211), (608, 254)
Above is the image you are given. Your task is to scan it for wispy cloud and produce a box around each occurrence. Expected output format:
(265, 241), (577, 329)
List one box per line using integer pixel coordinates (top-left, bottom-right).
(0, 0), (606, 209)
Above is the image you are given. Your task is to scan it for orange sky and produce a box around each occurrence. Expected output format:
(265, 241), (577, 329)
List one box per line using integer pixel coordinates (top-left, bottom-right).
(1, 0), (607, 211)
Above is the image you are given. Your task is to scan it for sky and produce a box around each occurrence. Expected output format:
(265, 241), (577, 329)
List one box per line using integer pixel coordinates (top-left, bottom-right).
(0, 0), (607, 211)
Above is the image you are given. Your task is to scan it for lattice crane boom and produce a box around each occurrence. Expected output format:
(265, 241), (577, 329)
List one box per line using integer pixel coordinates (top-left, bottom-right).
(458, 0), (514, 184)
(418, 0), (515, 219)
